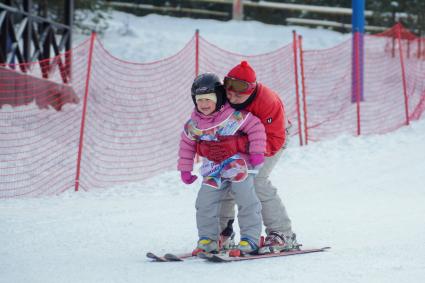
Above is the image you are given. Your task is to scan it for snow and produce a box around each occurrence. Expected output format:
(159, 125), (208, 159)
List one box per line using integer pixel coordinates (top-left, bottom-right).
(1, 11), (425, 283)
(75, 12), (350, 62)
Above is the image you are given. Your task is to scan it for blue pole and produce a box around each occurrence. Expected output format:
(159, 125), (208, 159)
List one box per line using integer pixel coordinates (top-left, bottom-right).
(352, 0), (364, 103)
(352, 0), (365, 33)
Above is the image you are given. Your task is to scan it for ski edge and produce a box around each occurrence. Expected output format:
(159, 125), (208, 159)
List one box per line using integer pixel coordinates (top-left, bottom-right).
(146, 252), (168, 262)
(148, 247), (331, 263)
(163, 252), (194, 261)
(206, 246), (331, 262)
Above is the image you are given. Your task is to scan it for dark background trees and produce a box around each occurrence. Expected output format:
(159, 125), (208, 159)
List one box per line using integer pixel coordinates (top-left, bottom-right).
(2, 0), (424, 35)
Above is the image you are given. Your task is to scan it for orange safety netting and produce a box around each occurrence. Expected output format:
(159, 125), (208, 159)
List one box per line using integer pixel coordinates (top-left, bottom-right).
(1, 24), (424, 198)
(300, 23), (425, 143)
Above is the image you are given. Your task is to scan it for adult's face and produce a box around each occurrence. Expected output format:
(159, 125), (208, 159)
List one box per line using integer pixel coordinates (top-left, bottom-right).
(226, 90), (251, 105)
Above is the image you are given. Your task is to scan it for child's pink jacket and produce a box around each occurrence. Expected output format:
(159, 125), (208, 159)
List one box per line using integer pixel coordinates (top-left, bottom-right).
(177, 103), (266, 173)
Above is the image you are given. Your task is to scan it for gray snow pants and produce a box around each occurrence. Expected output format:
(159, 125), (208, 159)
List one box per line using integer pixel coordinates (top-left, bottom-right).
(196, 174), (262, 242)
(219, 148), (293, 235)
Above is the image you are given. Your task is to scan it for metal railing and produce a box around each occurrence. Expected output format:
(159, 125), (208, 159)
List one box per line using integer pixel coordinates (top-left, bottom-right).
(0, 1), (73, 83)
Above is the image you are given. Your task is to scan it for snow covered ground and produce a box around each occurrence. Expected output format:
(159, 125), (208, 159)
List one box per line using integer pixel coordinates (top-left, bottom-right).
(74, 11), (351, 61)
(1, 11), (425, 283)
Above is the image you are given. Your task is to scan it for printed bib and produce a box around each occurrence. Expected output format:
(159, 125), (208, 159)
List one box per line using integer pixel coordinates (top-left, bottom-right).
(184, 111), (250, 188)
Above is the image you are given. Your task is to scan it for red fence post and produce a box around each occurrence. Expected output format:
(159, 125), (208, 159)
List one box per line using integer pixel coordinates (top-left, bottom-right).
(423, 38), (425, 59)
(292, 30), (303, 146)
(232, 0), (243, 20)
(194, 29), (200, 164)
(74, 32), (96, 192)
(353, 32), (362, 136)
(298, 35), (308, 145)
(397, 26), (410, 126)
(407, 39), (410, 59)
(195, 29), (199, 78)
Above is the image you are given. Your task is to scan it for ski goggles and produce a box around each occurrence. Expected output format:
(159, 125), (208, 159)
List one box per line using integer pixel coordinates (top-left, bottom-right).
(224, 77), (256, 95)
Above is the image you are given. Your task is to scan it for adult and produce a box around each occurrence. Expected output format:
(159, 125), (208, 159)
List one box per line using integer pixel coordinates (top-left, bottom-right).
(199, 61), (298, 253)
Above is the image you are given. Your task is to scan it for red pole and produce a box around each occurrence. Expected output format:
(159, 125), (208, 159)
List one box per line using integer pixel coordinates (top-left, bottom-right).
(354, 32), (361, 136)
(74, 32), (96, 192)
(407, 39), (410, 59)
(421, 38), (425, 59)
(292, 30), (303, 146)
(298, 35), (308, 145)
(397, 26), (410, 126)
(232, 0), (243, 20)
(195, 29), (199, 78)
(422, 38), (425, 59)
(194, 29), (200, 163)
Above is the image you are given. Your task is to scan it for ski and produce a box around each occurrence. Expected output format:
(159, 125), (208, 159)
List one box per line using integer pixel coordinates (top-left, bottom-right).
(147, 247), (330, 262)
(197, 252), (216, 260)
(146, 252), (168, 262)
(163, 252), (195, 261)
(147, 251), (222, 262)
(146, 251), (195, 262)
(147, 232), (237, 262)
(201, 247), (331, 263)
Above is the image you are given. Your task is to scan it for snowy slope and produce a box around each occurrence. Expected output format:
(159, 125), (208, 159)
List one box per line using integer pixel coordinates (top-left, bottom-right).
(1, 11), (425, 283)
(74, 11), (351, 62)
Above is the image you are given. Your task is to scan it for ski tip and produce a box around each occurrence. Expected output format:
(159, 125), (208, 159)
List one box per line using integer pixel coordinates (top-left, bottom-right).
(298, 246), (331, 253)
(164, 253), (184, 261)
(146, 252), (155, 258)
(146, 252), (168, 262)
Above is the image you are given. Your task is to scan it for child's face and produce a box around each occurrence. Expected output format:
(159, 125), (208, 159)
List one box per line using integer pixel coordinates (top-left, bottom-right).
(197, 98), (216, 115)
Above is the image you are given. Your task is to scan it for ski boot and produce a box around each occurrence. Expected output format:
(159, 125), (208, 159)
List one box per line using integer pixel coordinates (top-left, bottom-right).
(219, 219), (235, 250)
(192, 237), (219, 256)
(229, 237), (259, 257)
(258, 231), (300, 254)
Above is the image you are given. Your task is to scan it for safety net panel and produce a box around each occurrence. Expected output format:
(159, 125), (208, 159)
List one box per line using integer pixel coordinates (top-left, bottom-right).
(374, 25), (425, 122)
(198, 36), (300, 138)
(0, 39), (91, 198)
(302, 25), (425, 142)
(2, 24), (423, 198)
(361, 26), (425, 134)
(405, 44), (425, 121)
(301, 39), (355, 142)
(76, 36), (196, 191)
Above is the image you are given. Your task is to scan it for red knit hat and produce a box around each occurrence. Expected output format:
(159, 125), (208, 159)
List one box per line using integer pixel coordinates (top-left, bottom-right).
(227, 61), (256, 83)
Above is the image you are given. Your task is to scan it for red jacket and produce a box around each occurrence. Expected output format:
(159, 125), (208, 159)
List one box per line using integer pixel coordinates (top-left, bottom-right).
(196, 83), (286, 158)
(245, 83), (286, 156)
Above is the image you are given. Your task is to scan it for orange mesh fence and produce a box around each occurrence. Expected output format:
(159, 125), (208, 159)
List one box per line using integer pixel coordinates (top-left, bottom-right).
(300, 24), (425, 143)
(75, 35), (196, 192)
(198, 34), (300, 138)
(300, 39), (355, 141)
(0, 39), (89, 197)
(373, 24), (425, 123)
(1, 24), (424, 198)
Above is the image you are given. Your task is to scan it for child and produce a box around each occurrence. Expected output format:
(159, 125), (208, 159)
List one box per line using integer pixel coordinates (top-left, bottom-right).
(177, 73), (267, 255)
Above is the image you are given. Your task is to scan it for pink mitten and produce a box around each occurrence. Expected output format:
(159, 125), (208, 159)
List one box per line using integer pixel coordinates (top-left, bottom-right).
(180, 171), (198, 184)
(249, 153), (264, 167)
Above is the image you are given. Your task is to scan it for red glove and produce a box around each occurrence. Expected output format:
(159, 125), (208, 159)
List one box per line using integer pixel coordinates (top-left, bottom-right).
(249, 153), (264, 167)
(180, 171), (198, 184)
(196, 135), (249, 163)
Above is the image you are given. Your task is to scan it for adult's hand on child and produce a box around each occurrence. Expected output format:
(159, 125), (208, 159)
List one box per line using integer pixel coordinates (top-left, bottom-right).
(180, 171), (198, 184)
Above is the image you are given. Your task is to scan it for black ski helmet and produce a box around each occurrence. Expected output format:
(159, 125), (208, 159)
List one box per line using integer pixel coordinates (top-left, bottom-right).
(191, 73), (226, 112)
